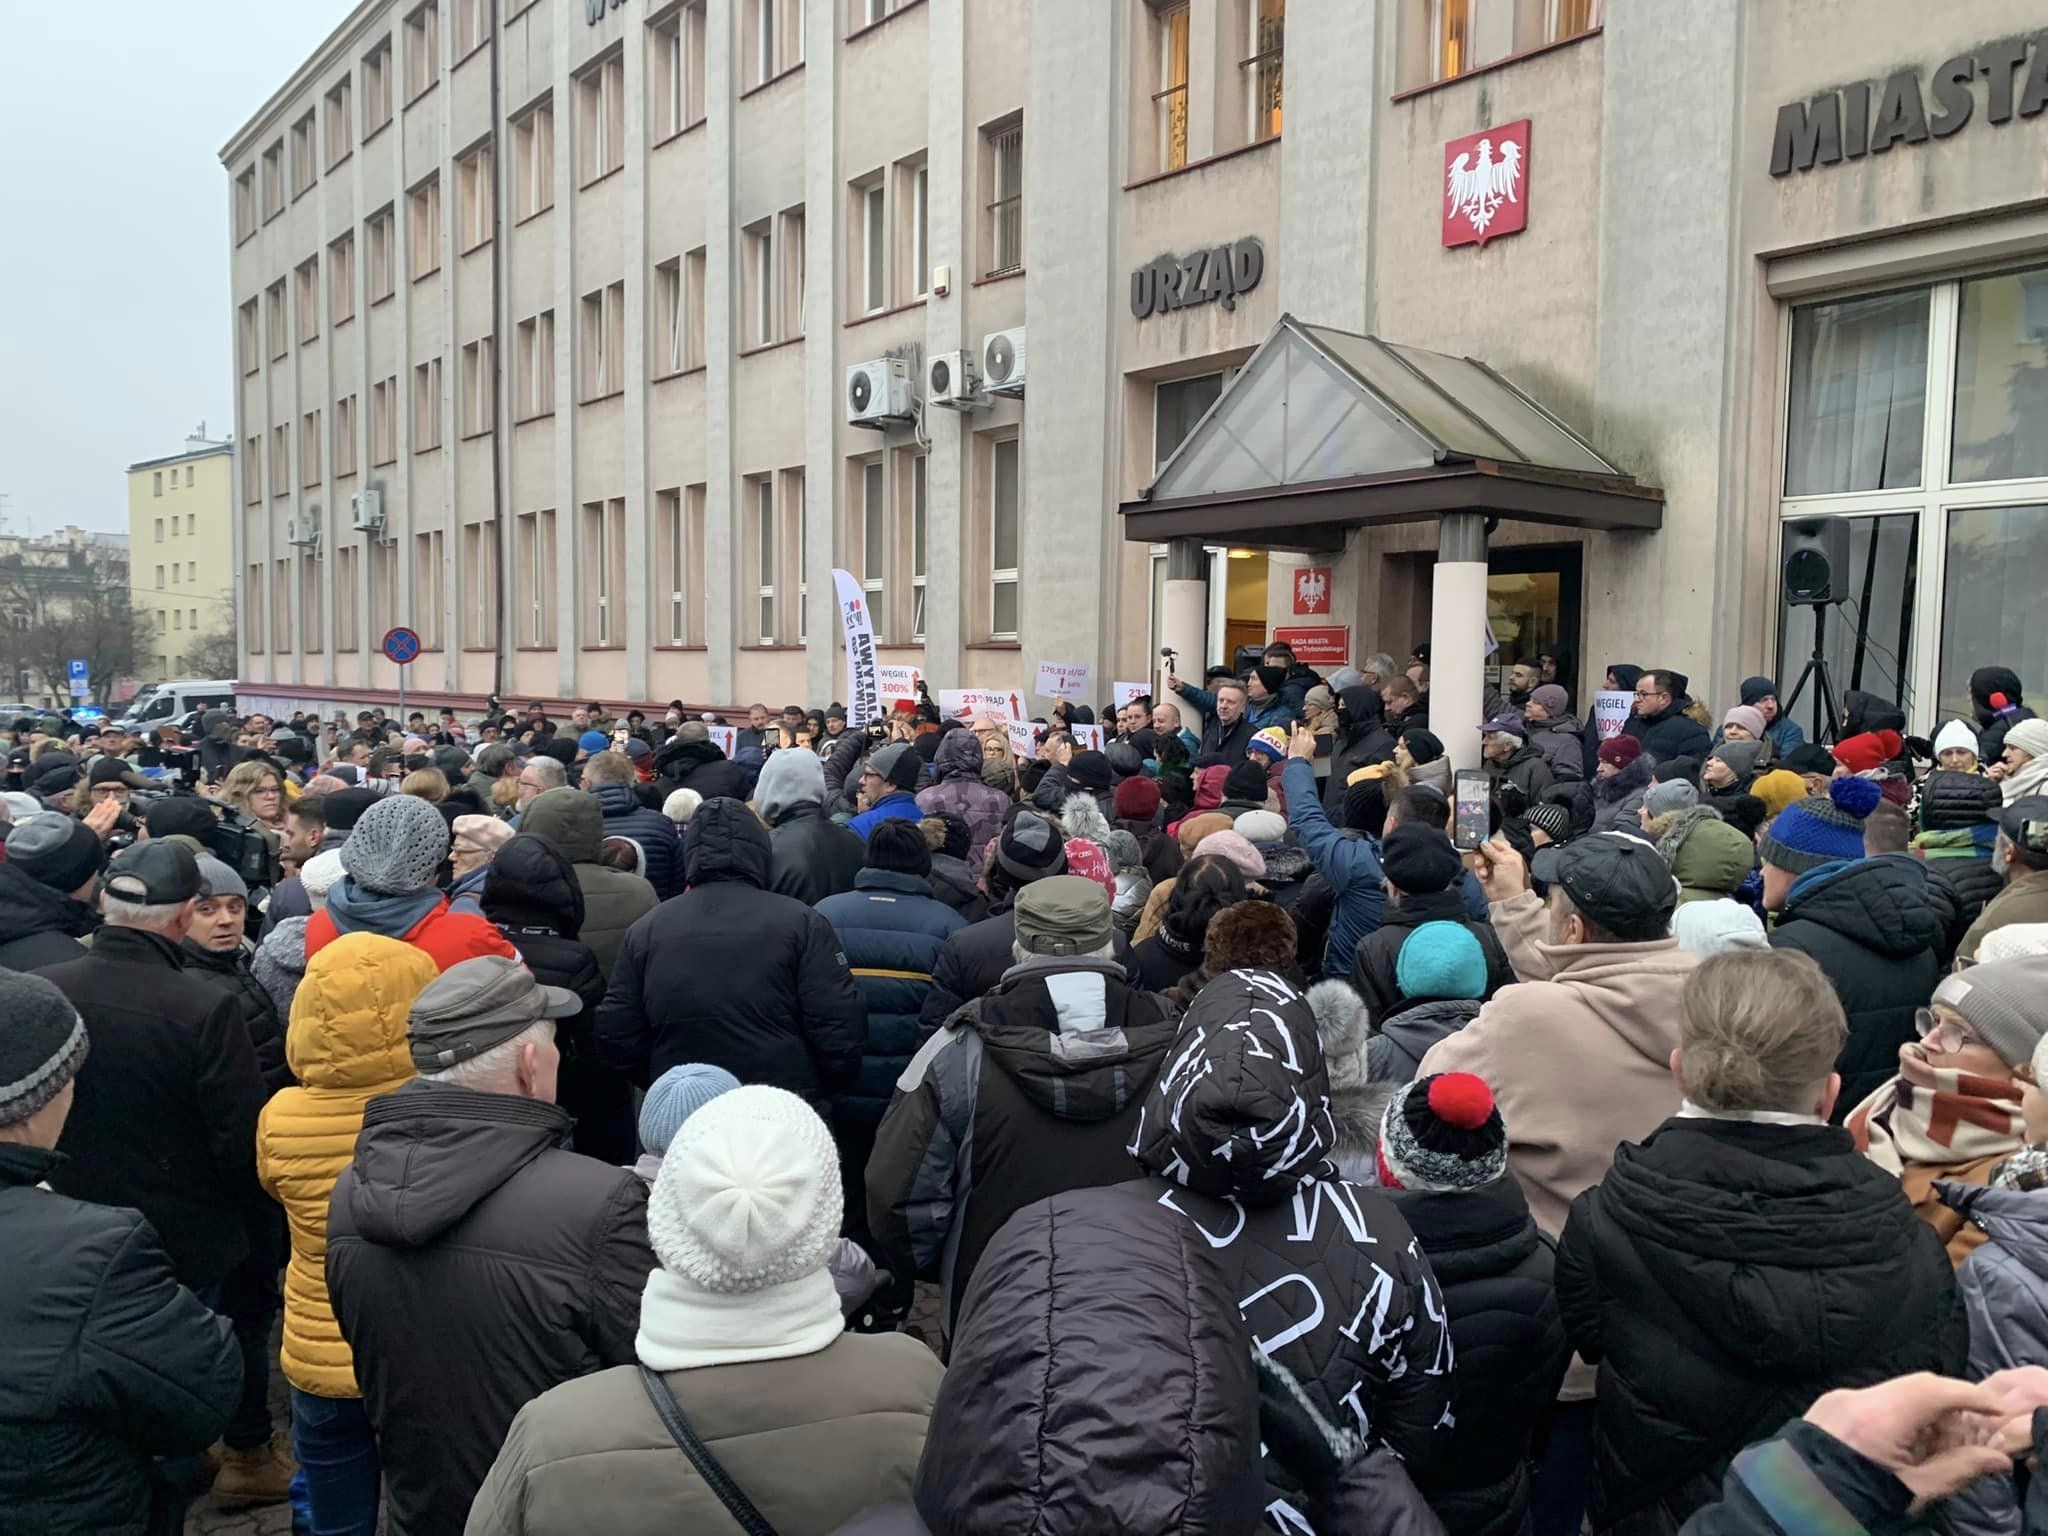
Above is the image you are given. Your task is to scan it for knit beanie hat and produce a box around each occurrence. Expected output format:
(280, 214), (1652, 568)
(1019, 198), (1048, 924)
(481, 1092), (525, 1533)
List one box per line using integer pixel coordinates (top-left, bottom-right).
(1063, 839), (1117, 898)
(1401, 728), (1446, 765)
(1934, 719), (1982, 759)
(1114, 775), (1162, 821)
(578, 730), (609, 754)
(1255, 664), (1288, 697)
(1721, 705), (1767, 741)
(1381, 822), (1462, 895)
(1739, 676), (1778, 707)
(1192, 829), (1265, 880)
(298, 849), (346, 908)
(1100, 828), (1144, 873)
(193, 853), (248, 902)
(1709, 740), (1767, 781)
(1833, 729), (1904, 776)
(1643, 778), (1698, 818)
(995, 809), (1068, 884)
(1065, 749), (1112, 793)
(1597, 735), (1644, 769)
(4, 813), (102, 894)
(1980, 923), (2048, 963)
(1530, 684), (1569, 717)
(453, 814), (514, 857)
(1936, 956), (2048, 1072)
(1223, 758), (1271, 804)
(646, 1084), (842, 1300)
(1749, 769), (1808, 823)
(1303, 684), (1336, 717)
(1233, 809), (1287, 845)
(1671, 897), (1768, 957)
(1378, 1073), (1507, 1192)
(1758, 777), (1881, 875)
(1525, 802), (1570, 843)
(867, 742), (923, 792)
(2008, 719), (2048, 761)
(341, 792), (452, 894)
(0, 972), (88, 1128)
(1247, 727), (1289, 764)
(1394, 920), (1488, 1001)
(1175, 811), (1234, 855)
(639, 1062), (742, 1157)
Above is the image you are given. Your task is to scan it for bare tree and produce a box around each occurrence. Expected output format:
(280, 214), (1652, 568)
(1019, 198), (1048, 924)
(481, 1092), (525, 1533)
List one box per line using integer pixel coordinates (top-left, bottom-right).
(0, 547), (139, 706)
(184, 617), (241, 678)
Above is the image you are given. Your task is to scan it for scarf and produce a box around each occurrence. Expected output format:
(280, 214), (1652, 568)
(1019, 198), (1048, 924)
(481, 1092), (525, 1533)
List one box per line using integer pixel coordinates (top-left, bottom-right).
(1848, 1048), (2024, 1176)
(1912, 825), (1999, 861)
(1995, 1143), (2048, 1191)
(2003, 751), (2048, 804)
(323, 876), (444, 941)
(634, 1264), (843, 1371)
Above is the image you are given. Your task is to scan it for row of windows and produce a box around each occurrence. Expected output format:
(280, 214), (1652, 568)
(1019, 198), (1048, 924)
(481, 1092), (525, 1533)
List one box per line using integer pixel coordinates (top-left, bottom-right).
(149, 466), (198, 496)
(152, 513), (200, 540)
(148, 564), (199, 590)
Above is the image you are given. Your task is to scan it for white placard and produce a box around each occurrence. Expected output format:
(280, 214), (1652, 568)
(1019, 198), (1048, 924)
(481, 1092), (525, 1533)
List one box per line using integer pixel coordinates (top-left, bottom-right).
(706, 725), (738, 757)
(1112, 680), (1151, 708)
(1035, 661), (1093, 702)
(878, 664), (924, 703)
(937, 688), (1025, 722)
(1591, 690), (1632, 742)
(1070, 723), (1105, 752)
(1005, 720), (1041, 758)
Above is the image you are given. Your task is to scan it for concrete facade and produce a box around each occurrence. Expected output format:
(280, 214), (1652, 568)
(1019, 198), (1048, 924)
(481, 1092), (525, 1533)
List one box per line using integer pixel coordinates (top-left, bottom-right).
(222, 0), (2048, 728)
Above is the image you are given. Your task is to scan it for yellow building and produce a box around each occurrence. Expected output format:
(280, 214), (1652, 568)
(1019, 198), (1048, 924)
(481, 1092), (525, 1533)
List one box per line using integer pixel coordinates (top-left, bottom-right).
(127, 430), (237, 679)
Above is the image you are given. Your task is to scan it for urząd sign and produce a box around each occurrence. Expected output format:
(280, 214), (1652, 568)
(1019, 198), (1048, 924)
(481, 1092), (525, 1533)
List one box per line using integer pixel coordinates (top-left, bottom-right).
(1131, 238), (1264, 320)
(1770, 32), (2048, 176)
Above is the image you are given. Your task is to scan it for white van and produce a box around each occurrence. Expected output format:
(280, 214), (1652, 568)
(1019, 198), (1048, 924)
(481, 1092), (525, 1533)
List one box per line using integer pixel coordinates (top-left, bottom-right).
(119, 679), (239, 732)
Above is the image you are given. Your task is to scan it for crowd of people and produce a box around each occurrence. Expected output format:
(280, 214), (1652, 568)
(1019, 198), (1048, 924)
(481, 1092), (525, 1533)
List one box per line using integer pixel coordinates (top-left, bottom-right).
(4, 643), (2048, 1536)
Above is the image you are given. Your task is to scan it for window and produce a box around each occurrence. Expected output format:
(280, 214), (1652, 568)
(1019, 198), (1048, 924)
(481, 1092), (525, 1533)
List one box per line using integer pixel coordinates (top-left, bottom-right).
(581, 498), (626, 645)
(1952, 268), (2048, 484)
(990, 435), (1020, 638)
(173, 609), (183, 632)
(291, 110), (318, 197)
(512, 99), (554, 219)
(335, 545), (360, 649)
(367, 206), (396, 302)
(457, 142), (493, 251)
(188, 561), (196, 582)
(1153, 4), (1190, 173)
(857, 0), (889, 25)
(1244, 0), (1284, 142)
(576, 53), (625, 186)
(325, 74), (353, 166)
(983, 121), (1023, 277)
(371, 375), (399, 464)
(414, 358), (443, 451)
(238, 299), (259, 374)
(1942, 506), (2048, 726)
(302, 409), (322, 486)
(655, 255), (704, 375)
(516, 310), (555, 418)
(1785, 289), (1929, 496)
(187, 508), (195, 526)
(295, 256), (321, 343)
(654, 485), (707, 644)
(1431, 0), (1471, 82)
(455, 0), (491, 58)
(651, 3), (707, 138)
(1548, 0), (1601, 44)
(414, 530), (444, 649)
(266, 280), (288, 360)
(462, 337), (495, 435)
(464, 520), (499, 645)
(246, 564), (265, 652)
(327, 234), (355, 327)
(1155, 372), (1227, 468)
(517, 508), (556, 644)
(752, 475), (777, 642)
(152, 477), (163, 500)
(300, 552), (325, 649)
(781, 207), (806, 336)
(234, 166), (256, 241)
(744, 219), (774, 347)
(580, 280), (626, 400)
(245, 439), (263, 504)
(369, 538), (397, 641)
(405, 2), (439, 101)
(363, 40), (393, 134)
(852, 179), (886, 313)
(853, 457), (887, 637)
(905, 160), (929, 300)
(744, 0), (800, 88)
(908, 450), (927, 639)
(261, 140), (285, 220)
(334, 394), (358, 477)
(409, 175), (442, 279)
(271, 425), (291, 496)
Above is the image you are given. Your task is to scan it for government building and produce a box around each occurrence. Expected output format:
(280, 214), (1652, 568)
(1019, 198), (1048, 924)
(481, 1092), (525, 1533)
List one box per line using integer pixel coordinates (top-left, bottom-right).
(223, 0), (2048, 743)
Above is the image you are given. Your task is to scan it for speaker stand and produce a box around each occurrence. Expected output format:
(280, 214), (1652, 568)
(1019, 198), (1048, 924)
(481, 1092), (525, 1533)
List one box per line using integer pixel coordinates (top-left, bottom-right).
(1781, 605), (1843, 747)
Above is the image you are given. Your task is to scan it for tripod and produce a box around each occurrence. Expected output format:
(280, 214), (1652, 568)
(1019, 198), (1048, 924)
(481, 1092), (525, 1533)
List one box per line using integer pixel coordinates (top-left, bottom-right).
(1780, 603), (1842, 747)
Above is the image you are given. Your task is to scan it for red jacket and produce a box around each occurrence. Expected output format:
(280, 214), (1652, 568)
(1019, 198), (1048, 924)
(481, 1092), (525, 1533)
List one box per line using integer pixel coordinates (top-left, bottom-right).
(305, 899), (518, 973)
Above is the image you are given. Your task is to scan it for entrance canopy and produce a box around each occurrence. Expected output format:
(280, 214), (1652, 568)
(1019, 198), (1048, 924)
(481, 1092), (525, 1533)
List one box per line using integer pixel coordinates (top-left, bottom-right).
(1122, 315), (1663, 547)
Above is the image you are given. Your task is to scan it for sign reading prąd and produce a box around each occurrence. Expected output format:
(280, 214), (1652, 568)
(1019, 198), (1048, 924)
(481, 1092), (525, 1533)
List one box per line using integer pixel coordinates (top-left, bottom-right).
(832, 569), (882, 728)
(1035, 661), (1092, 702)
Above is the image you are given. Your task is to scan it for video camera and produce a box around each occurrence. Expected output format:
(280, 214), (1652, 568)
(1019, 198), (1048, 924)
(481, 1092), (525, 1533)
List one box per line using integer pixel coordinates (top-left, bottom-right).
(121, 787), (276, 888)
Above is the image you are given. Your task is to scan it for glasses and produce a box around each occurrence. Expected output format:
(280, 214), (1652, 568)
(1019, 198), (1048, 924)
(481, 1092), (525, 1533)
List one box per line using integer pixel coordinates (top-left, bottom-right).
(1633, 688), (1662, 700)
(1915, 1007), (1981, 1055)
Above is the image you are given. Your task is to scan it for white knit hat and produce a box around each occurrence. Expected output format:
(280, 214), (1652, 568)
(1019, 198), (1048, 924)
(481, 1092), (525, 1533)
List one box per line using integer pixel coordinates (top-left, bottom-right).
(1981, 923), (2048, 963)
(647, 1084), (840, 1293)
(300, 848), (347, 906)
(1671, 897), (1767, 958)
(1934, 719), (1982, 759)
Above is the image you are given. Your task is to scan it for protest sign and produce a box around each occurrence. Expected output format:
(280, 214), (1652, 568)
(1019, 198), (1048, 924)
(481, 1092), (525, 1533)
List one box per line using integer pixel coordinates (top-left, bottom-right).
(937, 688), (1025, 722)
(1112, 681), (1151, 708)
(707, 726), (738, 757)
(878, 664), (923, 703)
(1591, 691), (1632, 742)
(1035, 661), (1093, 702)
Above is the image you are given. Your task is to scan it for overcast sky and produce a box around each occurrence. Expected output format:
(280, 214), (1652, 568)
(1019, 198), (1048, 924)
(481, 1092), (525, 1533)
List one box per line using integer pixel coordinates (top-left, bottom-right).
(0, 2), (347, 537)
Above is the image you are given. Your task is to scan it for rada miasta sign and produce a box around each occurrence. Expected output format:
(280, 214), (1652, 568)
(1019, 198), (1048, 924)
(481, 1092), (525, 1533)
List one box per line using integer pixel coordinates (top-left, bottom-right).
(1131, 238), (1264, 320)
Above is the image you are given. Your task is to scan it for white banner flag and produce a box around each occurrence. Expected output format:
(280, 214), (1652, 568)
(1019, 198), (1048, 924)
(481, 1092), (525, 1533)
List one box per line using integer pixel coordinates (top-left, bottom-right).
(833, 568), (882, 727)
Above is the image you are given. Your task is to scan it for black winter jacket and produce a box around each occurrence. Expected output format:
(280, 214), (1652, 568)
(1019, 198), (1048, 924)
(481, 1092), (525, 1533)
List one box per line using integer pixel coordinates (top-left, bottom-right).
(766, 799), (867, 906)
(1972, 663), (2036, 766)
(181, 938), (292, 1096)
(1364, 997), (1483, 1084)
(327, 1080), (656, 1536)
(1766, 856), (1942, 1116)
(1488, 740), (1556, 813)
(1130, 970), (1453, 1526)
(587, 780), (684, 900)
(1321, 687), (1398, 820)
(594, 798), (865, 1104)
(1351, 886), (1514, 1025)
(1556, 1117), (1965, 1536)
(0, 1143), (241, 1536)
(1625, 701), (1711, 764)
(0, 859), (96, 971)
(1388, 1178), (1571, 1536)
(40, 927), (266, 1290)
(654, 736), (754, 803)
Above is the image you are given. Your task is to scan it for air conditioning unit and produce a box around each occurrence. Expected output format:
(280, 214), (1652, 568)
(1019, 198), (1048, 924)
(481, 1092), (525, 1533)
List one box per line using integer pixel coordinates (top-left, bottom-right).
(286, 512), (321, 550)
(350, 488), (385, 534)
(927, 350), (982, 411)
(846, 358), (915, 428)
(980, 327), (1027, 397)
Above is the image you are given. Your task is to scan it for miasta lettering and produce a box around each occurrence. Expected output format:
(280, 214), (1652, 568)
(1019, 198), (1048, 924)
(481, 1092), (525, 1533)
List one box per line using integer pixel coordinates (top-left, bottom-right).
(1131, 238), (1265, 320)
(1770, 33), (2048, 176)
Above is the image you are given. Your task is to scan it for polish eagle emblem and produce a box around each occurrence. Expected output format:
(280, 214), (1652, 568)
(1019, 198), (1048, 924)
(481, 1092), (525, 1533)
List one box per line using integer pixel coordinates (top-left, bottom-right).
(1446, 137), (1523, 238)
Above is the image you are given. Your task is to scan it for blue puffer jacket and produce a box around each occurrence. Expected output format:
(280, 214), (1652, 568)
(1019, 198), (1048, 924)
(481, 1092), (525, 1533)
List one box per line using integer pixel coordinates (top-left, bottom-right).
(1281, 756), (1385, 980)
(587, 781), (684, 900)
(816, 869), (968, 1132)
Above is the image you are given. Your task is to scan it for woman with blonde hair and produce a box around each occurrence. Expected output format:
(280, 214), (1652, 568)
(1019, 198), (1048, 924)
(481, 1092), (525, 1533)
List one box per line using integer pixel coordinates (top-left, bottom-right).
(219, 759), (289, 834)
(399, 767), (449, 803)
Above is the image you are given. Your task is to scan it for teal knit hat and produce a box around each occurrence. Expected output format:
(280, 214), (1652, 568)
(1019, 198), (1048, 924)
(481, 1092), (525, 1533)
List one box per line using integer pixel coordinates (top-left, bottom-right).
(1395, 920), (1488, 1002)
(1757, 777), (1880, 875)
(639, 1063), (742, 1156)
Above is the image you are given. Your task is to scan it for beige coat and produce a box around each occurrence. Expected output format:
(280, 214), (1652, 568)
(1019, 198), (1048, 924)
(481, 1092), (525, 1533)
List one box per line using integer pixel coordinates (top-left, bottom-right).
(465, 1333), (940, 1536)
(1418, 890), (1699, 1240)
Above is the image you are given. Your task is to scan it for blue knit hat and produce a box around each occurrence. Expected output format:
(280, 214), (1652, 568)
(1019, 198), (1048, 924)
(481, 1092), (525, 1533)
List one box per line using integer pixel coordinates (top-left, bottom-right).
(639, 1063), (742, 1156)
(578, 730), (609, 754)
(1757, 776), (1881, 875)
(1394, 920), (1488, 1002)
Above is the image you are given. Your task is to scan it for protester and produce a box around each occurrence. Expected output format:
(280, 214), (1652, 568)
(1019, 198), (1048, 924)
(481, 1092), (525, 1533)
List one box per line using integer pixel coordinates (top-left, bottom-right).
(914, 727), (1009, 865)
(1282, 725), (1388, 980)
(1558, 948), (1965, 1535)
(579, 749), (683, 899)
(1525, 683), (1586, 782)
(1993, 717), (2048, 804)
(256, 934), (438, 1536)
(327, 956), (657, 1536)
(1157, 895), (1299, 1011)
(520, 785), (658, 977)
(181, 853), (290, 1094)
(0, 971), (242, 1536)
(868, 875), (1175, 1338)
(1321, 684), (1397, 817)
(917, 807), (1081, 1029)
(1353, 822), (1512, 1020)
(1590, 735), (1654, 832)
(1971, 665), (2036, 767)
(751, 746), (863, 905)
(1377, 1073), (1573, 1536)
(447, 811), (512, 911)
(596, 797), (864, 1105)
(1129, 851), (1249, 991)
(847, 742), (925, 838)
(1913, 768), (2004, 964)
(1625, 670), (1711, 762)
(0, 812), (101, 969)
(1480, 713), (1555, 809)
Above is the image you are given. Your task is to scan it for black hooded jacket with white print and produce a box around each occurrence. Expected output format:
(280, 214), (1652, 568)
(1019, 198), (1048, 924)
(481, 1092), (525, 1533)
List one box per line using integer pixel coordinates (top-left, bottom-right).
(1125, 968), (1453, 1536)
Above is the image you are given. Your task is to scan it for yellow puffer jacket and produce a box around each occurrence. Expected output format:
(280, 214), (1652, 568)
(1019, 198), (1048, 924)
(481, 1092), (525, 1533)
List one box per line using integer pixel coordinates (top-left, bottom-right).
(255, 931), (438, 1397)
